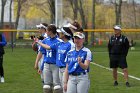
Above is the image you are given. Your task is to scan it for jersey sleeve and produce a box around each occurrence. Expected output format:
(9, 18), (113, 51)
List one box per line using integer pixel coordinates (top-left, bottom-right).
(0, 34), (7, 46)
(39, 39), (46, 54)
(86, 49), (92, 62)
(69, 40), (75, 50)
(64, 51), (71, 64)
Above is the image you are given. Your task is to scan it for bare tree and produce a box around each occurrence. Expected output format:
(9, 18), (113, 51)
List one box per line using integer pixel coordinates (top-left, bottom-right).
(68, 0), (78, 20)
(9, 0), (13, 28)
(15, 0), (27, 29)
(9, 0), (14, 51)
(132, 0), (137, 28)
(48, 0), (55, 23)
(12, 0), (27, 42)
(78, 0), (87, 28)
(67, 0), (88, 43)
(0, 0), (7, 29)
(33, 0), (55, 24)
(78, 0), (88, 43)
(115, 0), (122, 25)
(90, 0), (96, 45)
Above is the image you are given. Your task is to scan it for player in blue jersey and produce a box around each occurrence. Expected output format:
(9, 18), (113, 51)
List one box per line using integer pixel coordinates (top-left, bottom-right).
(36, 27), (75, 93)
(32, 23), (48, 52)
(0, 33), (7, 83)
(36, 23), (48, 38)
(34, 23), (48, 84)
(64, 32), (92, 93)
(35, 24), (62, 93)
(56, 27), (75, 93)
(64, 20), (82, 33)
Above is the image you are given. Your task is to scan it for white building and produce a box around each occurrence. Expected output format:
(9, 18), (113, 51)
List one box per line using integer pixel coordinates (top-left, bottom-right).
(0, 0), (15, 22)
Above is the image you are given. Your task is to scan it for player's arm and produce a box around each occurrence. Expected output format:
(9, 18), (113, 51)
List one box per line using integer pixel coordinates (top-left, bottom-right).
(32, 40), (38, 51)
(108, 38), (112, 54)
(78, 50), (92, 70)
(64, 64), (69, 92)
(64, 64), (69, 83)
(124, 37), (130, 56)
(34, 51), (42, 70)
(36, 39), (51, 50)
(78, 57), (90, 70)
(38, 60), (44, 74)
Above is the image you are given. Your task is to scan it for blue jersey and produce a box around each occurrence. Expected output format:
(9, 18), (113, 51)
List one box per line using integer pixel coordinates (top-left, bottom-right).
(50, 40), (75, 67)
(40, 36), (61, 65)
(0, 34), (7, 46)
(65, 47), (92, 74)
(37, 34), (48, 53)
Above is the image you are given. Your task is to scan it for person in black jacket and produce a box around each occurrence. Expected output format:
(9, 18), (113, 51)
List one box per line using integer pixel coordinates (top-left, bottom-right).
(0, 33), (7, 83)
(108, 25), (130, 87)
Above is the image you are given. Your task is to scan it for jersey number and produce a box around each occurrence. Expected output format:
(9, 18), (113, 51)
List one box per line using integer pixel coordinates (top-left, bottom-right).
(58, 54), (61, 60)
(74, 63), (78, 69)
(46, 52), (52, 57)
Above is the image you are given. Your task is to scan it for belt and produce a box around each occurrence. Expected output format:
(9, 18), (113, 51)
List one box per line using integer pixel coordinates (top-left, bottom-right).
(70, 72), (86, 76)
(46, 62), (56, 64)
(59, 66), (66, 68)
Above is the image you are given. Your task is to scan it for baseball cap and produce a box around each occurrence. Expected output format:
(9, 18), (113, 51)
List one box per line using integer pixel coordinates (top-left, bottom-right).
(73, 32), (85, 39)
(63, 23), (77, 30)
(113, 25), (121, 30)
(57, 27), (71, 36)
(36, 23), (47, 29)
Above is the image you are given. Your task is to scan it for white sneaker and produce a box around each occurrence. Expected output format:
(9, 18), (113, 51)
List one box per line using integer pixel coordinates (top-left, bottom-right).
(1, 77), (5, 83)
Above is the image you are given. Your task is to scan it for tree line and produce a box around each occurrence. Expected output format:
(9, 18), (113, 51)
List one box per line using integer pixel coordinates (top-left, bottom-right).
(0, 0), (140, 44)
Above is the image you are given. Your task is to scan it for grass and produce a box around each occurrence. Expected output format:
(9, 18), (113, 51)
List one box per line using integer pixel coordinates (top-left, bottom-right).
(0, 47), (140, 93)
(0, 48), (42, 93)
(90, 51), (140, 93)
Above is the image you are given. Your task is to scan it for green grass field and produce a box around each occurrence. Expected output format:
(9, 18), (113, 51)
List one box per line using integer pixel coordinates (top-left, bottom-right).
(0, 47), (140, 93)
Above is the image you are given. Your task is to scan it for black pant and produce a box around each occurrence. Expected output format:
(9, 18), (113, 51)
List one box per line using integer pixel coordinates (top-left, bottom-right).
(0, 55), (4, 77)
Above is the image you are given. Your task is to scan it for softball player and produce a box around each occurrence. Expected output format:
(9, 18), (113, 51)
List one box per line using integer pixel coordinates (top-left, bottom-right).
(37, 27), (75, 93)
(51, 27), (75, 93)
(65, 20), (82, 33)
(64, 32), (92, 93)
(36, 24), (62, 93)
(34, 23), (48, 84)
(0, 33), (7, 83)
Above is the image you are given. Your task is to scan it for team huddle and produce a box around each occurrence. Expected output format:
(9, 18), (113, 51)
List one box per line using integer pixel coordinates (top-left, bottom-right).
(33, 22), (92, 93)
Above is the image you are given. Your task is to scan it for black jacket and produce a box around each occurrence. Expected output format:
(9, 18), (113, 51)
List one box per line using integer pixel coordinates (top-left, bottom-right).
(108, 34), (129, 57)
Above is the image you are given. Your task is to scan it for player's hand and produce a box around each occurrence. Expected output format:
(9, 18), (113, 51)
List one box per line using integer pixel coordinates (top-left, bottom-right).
(64, 83), (67, 92)
(34, 63), (38, 70)
(34, 38), (39, 43)
(38, 70), (42, 74)
(78, 56), (82, 64)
